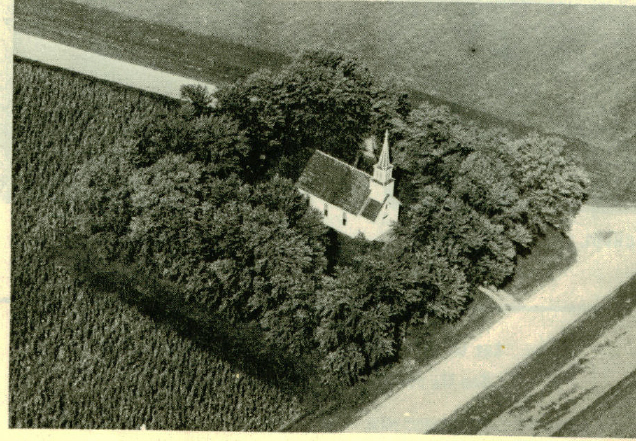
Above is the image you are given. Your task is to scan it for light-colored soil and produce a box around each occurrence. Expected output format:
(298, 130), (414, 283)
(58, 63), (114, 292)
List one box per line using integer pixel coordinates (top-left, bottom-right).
(346, 205), (636, 433)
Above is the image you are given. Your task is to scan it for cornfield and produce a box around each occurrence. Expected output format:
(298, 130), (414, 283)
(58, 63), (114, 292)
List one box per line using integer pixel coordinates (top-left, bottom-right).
(11, 59), (302, 430)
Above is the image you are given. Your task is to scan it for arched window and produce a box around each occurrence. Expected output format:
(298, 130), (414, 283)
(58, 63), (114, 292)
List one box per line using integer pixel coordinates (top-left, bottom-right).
(324, 203), (328, 216)
(342, 212), (347, 226)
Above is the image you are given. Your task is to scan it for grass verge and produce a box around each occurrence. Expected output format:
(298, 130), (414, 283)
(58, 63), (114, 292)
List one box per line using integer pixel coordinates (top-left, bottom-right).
(504, 227), (577, 302)
(429, 273), (636, 435)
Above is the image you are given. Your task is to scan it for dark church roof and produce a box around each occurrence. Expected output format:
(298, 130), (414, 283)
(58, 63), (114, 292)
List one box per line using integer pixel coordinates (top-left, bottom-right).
(360, 197), (386, 221)
(297, 150), (371, 214)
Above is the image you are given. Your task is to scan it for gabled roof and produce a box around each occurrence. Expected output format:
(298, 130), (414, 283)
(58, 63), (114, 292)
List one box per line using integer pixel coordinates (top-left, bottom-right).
(297, 150), (371, 214)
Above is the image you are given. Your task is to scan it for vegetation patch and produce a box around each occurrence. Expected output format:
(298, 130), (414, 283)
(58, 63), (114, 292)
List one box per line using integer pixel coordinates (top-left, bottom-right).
(555, 368), (636, 437)
(504, 227), (576, 301)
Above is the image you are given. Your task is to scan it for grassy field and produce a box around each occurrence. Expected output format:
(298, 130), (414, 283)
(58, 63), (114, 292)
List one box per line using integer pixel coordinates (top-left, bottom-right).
(70, 1), (635, 149)
(430, 273), (636, 435)
(504, 228), (577, 302)
(16, 0), (636, 204)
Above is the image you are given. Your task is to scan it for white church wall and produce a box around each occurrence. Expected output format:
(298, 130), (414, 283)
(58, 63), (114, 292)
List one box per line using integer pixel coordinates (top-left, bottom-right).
(369, 179), (394, 202)
(321, 203), (360, 238)
(301, 191), (360, 238)
(300, 190), (391, 240)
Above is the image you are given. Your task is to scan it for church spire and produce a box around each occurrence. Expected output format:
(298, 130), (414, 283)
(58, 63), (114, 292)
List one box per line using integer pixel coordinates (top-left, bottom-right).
(377, 130), (391, 170)
(371, 130), (394, 196)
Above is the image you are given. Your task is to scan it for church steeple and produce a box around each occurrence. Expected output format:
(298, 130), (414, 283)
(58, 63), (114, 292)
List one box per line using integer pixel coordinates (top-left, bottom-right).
(373, 130), (393, 184)
(377, 130), (391, 170)
(369, 130), (395, 201)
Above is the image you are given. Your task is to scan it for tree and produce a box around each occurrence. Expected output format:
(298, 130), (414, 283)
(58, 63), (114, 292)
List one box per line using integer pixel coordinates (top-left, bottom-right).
(126, 158), (329, 355)
(180, 84), (215, 117)
(186, 114), (250, 178)
(214, 69), (286, 179)
(315, 260), (400, 386)
(124, 105), (250, 179)
(217, 50), (403, 179)
(392, 103), (474, 205)
(502, 134), (589, 235)
(398, 184), (516, 287)
(65, 144), (135, 264)
(451, 151), (534, 250)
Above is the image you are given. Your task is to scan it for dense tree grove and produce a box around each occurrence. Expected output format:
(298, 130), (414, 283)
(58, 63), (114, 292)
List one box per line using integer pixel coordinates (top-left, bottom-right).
(13, 50), (589, 429)
(61, 50), (589, 388)
(215, 50), (407, 179)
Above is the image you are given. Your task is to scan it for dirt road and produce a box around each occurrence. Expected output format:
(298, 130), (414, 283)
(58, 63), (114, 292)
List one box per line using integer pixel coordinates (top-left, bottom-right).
(346, 205), (636, 433)
(14, 31), (217, 100)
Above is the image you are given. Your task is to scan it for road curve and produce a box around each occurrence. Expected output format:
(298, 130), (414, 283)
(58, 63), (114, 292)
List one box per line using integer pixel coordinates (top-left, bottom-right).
(346, 205), (636, 433)
(14, 31), (217, 100)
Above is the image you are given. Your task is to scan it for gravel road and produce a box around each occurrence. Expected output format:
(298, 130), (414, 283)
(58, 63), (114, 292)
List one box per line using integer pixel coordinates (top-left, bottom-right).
(346, 205), (636, 433)
(14, 31), (217, 100)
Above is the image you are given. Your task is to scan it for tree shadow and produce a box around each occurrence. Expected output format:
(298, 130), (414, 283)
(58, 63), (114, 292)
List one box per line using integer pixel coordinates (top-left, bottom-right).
(55, 240), (315, 396)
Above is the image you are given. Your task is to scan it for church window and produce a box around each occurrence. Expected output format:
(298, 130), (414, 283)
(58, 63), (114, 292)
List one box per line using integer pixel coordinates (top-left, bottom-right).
(342, 212), (347, 226)
(324, 203), (328, 216)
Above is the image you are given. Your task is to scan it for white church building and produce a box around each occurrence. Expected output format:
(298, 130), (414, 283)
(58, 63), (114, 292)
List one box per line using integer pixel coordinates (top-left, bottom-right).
(297, 131), (400, 241)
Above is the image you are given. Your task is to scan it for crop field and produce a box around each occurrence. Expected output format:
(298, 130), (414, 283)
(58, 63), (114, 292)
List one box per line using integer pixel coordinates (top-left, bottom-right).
(10, 59), (302, 430)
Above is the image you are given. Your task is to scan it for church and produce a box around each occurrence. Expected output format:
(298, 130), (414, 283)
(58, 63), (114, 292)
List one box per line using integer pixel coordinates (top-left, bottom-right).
(297, 131), (400, 241)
